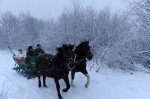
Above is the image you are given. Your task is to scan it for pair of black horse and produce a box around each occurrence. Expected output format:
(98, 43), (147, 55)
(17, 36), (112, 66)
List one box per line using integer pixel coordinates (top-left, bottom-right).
(36, 41), (93, 99)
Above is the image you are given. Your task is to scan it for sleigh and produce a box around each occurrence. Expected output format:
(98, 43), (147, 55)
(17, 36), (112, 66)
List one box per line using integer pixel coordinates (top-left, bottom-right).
(12, 56), (37, 79)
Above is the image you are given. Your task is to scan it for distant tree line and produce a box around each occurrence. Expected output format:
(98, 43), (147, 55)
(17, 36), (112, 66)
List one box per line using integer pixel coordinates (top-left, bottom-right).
(1, 0), (150, 72)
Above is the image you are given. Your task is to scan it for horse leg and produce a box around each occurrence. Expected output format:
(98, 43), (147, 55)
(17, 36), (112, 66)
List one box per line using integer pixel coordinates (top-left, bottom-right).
(71, 70), (75, 87)
(43, 76), (47, 87)
(81, 69), (90, 88)
(62, 76), (70, 92)
(85, 74), (90, 88)
(54, 79), (63, 99)
(38, 76), (41, 87)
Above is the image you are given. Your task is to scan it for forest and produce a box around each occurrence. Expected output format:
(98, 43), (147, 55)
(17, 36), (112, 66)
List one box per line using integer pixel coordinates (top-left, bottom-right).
(0, 0), (150, 72)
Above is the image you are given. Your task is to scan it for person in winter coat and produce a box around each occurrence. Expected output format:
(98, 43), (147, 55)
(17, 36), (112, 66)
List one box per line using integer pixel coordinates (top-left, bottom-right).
(14, 49), (26, 63)
(34, 44), (45, 56)
(26, 46), (35, 57)
(25, 46), (35, 67)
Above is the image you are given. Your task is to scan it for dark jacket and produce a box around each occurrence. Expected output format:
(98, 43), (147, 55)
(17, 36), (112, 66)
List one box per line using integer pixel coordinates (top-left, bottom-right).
(34, 48), (45, 56)
(26, 50), (35, 57)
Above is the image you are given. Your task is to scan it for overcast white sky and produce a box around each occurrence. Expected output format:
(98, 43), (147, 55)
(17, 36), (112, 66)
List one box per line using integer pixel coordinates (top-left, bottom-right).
(0, 0), (129, 19)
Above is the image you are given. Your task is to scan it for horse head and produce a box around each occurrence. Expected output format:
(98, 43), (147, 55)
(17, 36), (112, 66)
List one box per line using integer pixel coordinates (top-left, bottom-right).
(56, 44), (75, 70)
(75, 41), (93, 61)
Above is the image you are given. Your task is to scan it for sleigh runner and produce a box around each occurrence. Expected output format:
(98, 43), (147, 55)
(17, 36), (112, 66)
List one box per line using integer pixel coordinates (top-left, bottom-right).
(12, 56), (37, 79)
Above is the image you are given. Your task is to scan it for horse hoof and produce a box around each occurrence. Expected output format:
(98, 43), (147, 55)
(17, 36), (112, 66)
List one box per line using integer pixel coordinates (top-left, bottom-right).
(62, 89), (68, 92)
(85, 83), (89, 88)
(85, 85), (88, 88)
(38, 84), (41, 88)
(59, 96), (63, 99)
(43, 85), (47, 87)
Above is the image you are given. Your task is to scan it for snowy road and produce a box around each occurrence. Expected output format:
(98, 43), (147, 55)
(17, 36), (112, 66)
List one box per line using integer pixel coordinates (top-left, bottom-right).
(1, 51), (150, 99)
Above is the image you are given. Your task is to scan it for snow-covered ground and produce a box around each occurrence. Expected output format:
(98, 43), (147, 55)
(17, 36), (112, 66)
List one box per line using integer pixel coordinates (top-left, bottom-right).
(1, 50), (150, 99)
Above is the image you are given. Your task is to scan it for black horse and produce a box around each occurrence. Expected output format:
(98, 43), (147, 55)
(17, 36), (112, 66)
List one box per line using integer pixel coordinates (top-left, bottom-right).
(36, 44), (75, 99)
(71, 41), (93, 88)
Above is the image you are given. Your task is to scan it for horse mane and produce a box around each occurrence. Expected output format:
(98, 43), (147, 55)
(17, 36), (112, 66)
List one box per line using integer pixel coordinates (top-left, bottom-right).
(75, 41), (90, 56)
(56, 44), (74, 62)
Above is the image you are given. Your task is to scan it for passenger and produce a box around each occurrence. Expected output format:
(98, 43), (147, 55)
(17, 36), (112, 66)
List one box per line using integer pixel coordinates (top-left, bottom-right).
(14, 49), (26, 63)
(34, 44), (45, 56)
(26, 46), (35, 57)
(25, 46), (35, 67)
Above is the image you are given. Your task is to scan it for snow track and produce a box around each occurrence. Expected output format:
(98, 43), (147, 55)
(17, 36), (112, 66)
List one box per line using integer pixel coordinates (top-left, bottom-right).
(1, 51), (150, 99)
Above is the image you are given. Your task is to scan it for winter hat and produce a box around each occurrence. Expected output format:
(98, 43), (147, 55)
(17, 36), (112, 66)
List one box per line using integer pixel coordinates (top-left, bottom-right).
(37, 44), (41, 47)
(28, 46), (33, 50)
